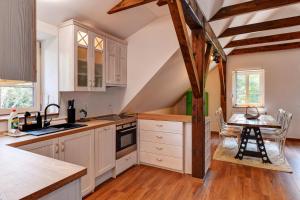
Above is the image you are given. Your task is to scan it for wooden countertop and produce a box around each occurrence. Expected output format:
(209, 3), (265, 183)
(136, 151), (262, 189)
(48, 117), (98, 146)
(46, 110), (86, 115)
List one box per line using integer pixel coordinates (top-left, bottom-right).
(138, 113), (210, 123)
(138, 113), (192, 122)
(0, 119), (116, 200)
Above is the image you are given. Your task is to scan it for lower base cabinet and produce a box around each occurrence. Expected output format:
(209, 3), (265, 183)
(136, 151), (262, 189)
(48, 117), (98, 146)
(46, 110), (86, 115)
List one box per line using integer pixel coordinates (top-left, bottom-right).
(20, 138), (59, 159)
(59, 130), (95, 197)
(94, 125), (116, 178)
(115, 151), (137, 176)
(19, 130), (95, 197)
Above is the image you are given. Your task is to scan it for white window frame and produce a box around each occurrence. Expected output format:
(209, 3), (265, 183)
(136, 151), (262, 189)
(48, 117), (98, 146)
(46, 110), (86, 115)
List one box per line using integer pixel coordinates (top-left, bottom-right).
(232, 69), (265, 108)
(0, 42), (41, 115)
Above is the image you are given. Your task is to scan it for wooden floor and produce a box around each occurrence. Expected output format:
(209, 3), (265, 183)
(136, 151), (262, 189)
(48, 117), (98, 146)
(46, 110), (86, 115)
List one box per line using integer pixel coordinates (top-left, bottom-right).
(85, 135), (300, 200)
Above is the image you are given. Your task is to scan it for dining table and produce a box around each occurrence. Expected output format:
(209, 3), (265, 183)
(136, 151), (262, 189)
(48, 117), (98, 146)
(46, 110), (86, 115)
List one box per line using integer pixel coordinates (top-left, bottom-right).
(227, 114), (281, 164)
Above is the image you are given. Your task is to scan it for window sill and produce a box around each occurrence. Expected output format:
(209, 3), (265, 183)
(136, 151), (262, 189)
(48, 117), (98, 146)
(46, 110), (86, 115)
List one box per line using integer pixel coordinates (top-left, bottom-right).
(0, 112), (60, 122)
(232, 106), (265, 108)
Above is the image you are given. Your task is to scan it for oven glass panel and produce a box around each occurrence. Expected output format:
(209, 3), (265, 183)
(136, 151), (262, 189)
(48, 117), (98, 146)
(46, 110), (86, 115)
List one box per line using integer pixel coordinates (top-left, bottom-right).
(121, 134), (133, 148)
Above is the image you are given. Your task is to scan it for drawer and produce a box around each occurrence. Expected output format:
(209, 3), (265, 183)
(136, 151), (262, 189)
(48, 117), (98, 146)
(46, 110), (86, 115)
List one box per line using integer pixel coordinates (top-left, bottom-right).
(140, 152), (183, 171)
(140, 141), (183, 158)
(116, 151), (137, 176)
(140, 130), (183, 146)
(139, 120), (183, 134)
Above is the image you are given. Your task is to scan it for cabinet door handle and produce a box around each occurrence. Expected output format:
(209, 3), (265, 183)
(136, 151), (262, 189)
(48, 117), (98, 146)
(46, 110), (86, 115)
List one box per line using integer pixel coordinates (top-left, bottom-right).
(61, 143), (65, 152)
(156, 124), (163, 128)
(156, 147), (163, 150)
(156, 135), (163, 139)
(55, 143), (59, 154)
(156, 158), (163, 162)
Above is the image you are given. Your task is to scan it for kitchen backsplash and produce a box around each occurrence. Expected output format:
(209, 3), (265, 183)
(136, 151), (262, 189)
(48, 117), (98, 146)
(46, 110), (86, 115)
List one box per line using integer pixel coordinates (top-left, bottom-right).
(59, 87), (126, 119)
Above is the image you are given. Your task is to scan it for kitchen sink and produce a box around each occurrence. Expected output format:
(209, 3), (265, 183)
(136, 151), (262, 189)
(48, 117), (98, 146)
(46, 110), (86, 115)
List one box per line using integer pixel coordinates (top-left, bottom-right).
(24, 123), (87, 136)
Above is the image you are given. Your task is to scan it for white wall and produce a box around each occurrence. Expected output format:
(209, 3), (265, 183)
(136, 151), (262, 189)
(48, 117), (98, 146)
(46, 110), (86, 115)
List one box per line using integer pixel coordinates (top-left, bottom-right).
(120, 15), (179, 111)
(60, 87), (125, 119)
(123, 50), (190, 113)
(205, 67), (221, 132)
(41, 37), (59, 109)
(38, 21), (60, 113)
(227, 49), (300, 139)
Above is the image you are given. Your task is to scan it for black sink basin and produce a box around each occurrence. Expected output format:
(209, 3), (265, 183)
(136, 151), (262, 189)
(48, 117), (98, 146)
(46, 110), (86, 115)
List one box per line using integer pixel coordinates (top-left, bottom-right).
(24, 123), (87, 136)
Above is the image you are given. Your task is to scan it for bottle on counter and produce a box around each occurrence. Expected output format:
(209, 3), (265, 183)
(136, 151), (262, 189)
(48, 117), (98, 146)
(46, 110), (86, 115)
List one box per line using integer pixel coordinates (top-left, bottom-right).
(8, 108), (20, 134)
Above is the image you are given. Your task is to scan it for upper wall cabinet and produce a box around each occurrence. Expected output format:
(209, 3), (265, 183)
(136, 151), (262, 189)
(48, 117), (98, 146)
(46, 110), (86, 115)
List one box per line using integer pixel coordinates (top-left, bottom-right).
(0, 0), (36, 82)
(59, 20), (106, 92)
(106, 39), (127, 87)
(58, 20), (127, 91)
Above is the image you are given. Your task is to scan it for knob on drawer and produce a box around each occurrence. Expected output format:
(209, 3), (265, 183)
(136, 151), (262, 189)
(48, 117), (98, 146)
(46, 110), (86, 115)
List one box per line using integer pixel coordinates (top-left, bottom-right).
(156, 158), (163, 162)
(156, 147), (163, 150)
(156, 135), (163, 139)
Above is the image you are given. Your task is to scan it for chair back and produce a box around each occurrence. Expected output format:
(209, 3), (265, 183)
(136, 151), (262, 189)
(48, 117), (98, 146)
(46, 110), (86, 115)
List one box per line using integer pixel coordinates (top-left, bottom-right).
(277, 108), (286, 126)
(215, 107), (225, 132)
(282, 112), (293, 138)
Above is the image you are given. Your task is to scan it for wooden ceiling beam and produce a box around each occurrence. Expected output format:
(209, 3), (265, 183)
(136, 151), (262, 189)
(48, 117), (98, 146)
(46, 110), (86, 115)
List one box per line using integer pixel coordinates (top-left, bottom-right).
(204, 43), (213, 87)
(219, 16), (300, 38)
(107, 0), (156, 14)
(225, 31), (300, 48)
(157, 0), (167, 6)
(167, 0), (201, 98)
(229, 41), (300, 55)
(181, 0), (227, 61)
(210, 0), (300, 21)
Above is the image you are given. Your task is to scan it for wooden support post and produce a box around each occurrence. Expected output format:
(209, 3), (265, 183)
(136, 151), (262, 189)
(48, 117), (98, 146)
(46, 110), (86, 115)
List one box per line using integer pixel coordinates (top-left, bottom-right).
(167, 0), (201, 98)
(218, 59), (227, 119)
(192, 28), (206, 179)
(204, 43), (213, 87)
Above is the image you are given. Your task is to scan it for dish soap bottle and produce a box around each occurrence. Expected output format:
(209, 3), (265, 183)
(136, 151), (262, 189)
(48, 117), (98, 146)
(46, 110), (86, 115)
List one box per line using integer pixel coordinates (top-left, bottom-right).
(8, 109), (19, 134)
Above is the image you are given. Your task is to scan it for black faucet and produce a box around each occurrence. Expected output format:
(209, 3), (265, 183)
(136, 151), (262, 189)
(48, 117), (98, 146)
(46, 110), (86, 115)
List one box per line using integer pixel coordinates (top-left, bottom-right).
(44, 104), (60, 128)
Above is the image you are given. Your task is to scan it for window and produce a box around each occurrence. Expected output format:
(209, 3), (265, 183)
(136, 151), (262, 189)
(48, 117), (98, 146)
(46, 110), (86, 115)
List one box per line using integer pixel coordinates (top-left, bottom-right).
(0, 42), (41, 115)
(232, 69), (265, 107)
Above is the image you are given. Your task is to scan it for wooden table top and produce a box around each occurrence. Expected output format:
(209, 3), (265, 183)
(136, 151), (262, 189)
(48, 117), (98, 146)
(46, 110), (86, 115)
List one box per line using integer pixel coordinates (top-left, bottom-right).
(228, 114), (281, 129)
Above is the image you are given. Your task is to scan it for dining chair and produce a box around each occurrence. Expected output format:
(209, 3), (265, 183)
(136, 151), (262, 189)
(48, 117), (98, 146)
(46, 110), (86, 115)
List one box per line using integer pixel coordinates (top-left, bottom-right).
(261, 111), (293, 161)
(215, 108), (241, 148)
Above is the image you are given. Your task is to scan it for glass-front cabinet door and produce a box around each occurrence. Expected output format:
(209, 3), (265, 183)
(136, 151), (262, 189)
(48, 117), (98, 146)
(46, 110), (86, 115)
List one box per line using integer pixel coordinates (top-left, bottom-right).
(92, 35), (105, 91)
(76, 28), (90, 90)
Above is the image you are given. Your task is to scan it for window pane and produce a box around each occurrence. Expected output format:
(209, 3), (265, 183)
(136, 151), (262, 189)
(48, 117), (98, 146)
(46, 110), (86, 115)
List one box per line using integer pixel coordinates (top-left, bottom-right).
(249, 74), (260, 104)
(236, 73), (246, 105)
(0, 86), (34, 109)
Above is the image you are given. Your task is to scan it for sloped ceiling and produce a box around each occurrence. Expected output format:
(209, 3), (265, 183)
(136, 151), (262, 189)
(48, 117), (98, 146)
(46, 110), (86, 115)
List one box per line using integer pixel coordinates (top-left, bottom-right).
(123, 49), (189, 113)
(37, 0), (169, 39)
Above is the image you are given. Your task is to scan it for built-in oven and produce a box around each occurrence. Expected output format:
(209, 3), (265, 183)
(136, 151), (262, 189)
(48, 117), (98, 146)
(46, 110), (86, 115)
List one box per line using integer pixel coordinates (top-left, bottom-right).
(116, 121), (137, 159)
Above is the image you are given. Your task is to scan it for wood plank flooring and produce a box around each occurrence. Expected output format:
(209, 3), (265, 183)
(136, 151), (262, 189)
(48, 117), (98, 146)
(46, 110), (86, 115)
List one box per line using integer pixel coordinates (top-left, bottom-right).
(85, 135), (300, 200)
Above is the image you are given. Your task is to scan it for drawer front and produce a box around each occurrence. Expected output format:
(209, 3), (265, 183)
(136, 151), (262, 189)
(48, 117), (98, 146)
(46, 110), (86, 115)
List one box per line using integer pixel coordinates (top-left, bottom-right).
(140, 152), (183, 171)
(116, 151), (137, 175)
(140, 141), (183, 158)
(140, 130), (183, 146)
(139, 120), (183, 134)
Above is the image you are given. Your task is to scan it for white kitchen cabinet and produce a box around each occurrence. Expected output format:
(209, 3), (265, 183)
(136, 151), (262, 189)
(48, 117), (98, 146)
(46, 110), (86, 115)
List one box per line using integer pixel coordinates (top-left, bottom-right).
(139, 120), (184, 172)
(19, 139), (59, 159)
(0, 0), (36, 82)
(95, 125), (116, 177)
(59, 20), (106, 92)
(59, 130), (95, 197)
(106, 38), (127, 86)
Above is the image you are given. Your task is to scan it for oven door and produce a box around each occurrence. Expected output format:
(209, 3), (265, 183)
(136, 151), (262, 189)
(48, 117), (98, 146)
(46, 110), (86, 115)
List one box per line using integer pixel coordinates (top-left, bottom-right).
(116, 126), (137, 159)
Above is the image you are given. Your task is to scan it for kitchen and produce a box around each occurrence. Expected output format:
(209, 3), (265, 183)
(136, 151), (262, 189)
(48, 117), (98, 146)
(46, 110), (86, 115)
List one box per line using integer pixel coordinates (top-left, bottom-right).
(0, 0), (211, 199)
(1, 0), (300, 200)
